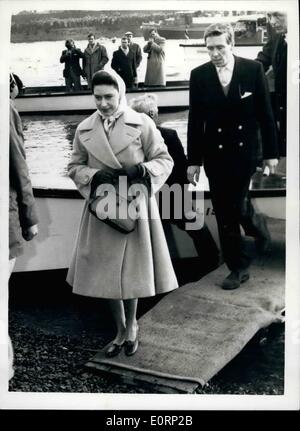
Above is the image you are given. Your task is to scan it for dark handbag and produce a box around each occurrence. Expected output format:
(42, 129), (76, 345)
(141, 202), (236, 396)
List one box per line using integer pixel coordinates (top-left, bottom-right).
(88, 167), (151, 234)
(88, 180), (139, 234)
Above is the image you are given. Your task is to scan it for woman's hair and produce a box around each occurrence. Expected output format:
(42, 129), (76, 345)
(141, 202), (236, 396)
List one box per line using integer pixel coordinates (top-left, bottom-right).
(129, 94), (158, 115)
(204, 23), (235, 45)
(91, 71), (119, 92)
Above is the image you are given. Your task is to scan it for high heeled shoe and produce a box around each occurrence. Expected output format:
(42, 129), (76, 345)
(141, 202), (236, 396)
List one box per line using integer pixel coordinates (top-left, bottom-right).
(124, 327), (139, 356)
(105, 342), (124, 358)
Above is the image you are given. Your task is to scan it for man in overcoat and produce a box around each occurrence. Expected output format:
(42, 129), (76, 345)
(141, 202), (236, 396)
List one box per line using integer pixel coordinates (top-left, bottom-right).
(187, 23), (279, 290)
(255, 12), (287, 158)
(60, 39), (85, 92)
(111, 36), (137, 89)
(125, 31), (143, 87)
(83, 33), (109, 89)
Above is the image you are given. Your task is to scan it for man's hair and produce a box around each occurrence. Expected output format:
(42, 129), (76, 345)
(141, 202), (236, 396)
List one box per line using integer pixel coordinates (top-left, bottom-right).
(129, 94), (158, 115)
(204, 22), (235, 45)
(65, 39), (74, 48)
(91, 71), (119, 92)
(121, 36), (129, 42)
(88, 33), (95, 39)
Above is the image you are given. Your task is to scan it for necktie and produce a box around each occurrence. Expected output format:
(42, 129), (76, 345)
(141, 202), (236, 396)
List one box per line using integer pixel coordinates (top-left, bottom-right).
(218, 66), (230, 87)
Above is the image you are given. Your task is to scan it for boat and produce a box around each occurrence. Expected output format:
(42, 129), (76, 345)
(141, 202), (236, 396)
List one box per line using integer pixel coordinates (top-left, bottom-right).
(141, 13), (268, 44)
(15, 81), (189, 115)
(13, 172), (286, 273)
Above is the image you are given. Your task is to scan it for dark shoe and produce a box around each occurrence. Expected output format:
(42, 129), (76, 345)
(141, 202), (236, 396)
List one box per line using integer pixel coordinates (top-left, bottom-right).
(105, 342), (123, 358)
(221, 270), (250, 290)
(255, 218), (271, 254)
(124, 338), (139, 356)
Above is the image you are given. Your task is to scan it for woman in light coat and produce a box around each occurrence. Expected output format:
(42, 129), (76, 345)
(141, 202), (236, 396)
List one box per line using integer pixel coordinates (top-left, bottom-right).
(143, 29), (166, 86)
(67, 70), (178, 357)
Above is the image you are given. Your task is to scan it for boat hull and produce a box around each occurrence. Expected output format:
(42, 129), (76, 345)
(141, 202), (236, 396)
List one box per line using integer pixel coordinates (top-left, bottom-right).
(13, 187), (285, 273)
(15, 84), (189, 114)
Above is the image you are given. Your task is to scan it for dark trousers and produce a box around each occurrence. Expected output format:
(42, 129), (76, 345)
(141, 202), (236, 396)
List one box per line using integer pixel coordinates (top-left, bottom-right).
(208, 171), (268, 271)
(65, 70), (81, 92)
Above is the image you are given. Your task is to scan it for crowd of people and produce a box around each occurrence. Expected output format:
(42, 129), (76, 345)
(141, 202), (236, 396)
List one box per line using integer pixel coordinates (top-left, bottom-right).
(8, 12), (287, 369)
(59, 29), (166, 91)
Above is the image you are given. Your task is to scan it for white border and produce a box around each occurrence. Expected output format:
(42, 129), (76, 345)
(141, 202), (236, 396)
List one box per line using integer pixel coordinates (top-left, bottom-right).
(0, 0), (299, 411)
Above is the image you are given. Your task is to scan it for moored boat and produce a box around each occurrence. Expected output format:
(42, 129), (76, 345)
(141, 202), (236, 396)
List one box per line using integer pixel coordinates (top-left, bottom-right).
(142, 14), (267, 44)
(13, 173), (286, 273)
(15, 81), (189, 114)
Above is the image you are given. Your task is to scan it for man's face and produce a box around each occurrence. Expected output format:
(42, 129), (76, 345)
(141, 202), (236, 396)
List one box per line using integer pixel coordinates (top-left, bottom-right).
(206, 33), (233, 67)
(66, 40), (75, 49)
(121, 38), (129, 49)
(269, 13), (287, 34)
(150, 30), (156, 39)
(88, 35), (95, 45)
(126, 34), (133, 43)
(93, 85), (119, 116)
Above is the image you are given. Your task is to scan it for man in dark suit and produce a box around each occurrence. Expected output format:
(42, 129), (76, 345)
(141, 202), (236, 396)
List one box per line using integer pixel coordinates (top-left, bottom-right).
(125, 31), (143, 87)
(130, 93), (220, 270)
(111, 36), (137, 89)
(256, 12), (287, 157)
(60, 39), (85, 92)
(187, 23), (279, 290)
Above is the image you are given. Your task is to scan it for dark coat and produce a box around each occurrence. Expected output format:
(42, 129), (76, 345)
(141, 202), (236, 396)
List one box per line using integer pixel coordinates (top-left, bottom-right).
(129, 42), (143, 68)
(60, 48), (84, 78)
(157, 126), (187, 187)
(111, 48), (137, 88)
(187, 55), (278, 176)
(9, 100), (38, 259)
(256, 30), (287, 156)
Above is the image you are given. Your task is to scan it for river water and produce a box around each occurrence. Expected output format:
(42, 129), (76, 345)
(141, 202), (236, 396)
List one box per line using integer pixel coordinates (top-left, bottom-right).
(12, 38), (262, 189)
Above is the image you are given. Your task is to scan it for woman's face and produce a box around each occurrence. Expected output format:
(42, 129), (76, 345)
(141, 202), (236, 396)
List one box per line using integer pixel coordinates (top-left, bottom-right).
(93, 84), (119, 116)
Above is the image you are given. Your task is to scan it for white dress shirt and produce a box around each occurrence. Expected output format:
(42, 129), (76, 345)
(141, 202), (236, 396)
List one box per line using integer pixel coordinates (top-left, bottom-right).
(216, 55), (235, 87)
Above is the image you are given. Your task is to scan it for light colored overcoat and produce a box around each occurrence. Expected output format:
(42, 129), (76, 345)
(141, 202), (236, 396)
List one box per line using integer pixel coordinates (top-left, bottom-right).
(66, 107), (178, 299)
(143, 36), (166, 86)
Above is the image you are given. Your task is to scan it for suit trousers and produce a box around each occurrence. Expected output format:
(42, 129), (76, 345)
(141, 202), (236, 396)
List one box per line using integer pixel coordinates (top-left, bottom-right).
(65, 69), (81, 92)
(207, 169), (267, 271)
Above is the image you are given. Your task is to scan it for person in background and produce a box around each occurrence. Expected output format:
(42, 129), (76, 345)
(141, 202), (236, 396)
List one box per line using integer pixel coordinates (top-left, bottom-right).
(83, 33), (109, 89)
(111, 36), (137, 89)
(143, 29), (166, 87)
(187, 23), (279, 290)
(9, 73), (39, 379)
(255, 12), (287, 159)
(129, 93), (220, 270)
(125, 31), (143, 87)
(66, 70), (178, 358)
(60, 39), (85, 92)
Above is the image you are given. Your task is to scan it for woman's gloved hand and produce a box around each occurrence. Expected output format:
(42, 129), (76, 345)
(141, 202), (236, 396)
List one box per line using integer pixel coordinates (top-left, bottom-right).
(90, 169), (118, 196)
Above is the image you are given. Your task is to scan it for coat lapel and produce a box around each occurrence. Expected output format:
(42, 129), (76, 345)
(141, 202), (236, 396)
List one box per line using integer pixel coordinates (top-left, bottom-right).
(108, 108), (143, 157)
(79, 113), (122, 169)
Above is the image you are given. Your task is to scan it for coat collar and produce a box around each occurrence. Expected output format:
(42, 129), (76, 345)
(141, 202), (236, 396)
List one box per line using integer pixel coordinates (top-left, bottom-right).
(78, 108), (144, 169)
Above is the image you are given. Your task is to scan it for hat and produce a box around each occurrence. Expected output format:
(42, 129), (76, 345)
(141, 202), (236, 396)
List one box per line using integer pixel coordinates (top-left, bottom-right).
(125, 31), (133, 36)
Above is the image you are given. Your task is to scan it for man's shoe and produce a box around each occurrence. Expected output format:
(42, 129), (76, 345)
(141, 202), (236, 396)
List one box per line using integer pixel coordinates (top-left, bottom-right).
(221, 270), (250, 290)
(255, 218), (271, 254)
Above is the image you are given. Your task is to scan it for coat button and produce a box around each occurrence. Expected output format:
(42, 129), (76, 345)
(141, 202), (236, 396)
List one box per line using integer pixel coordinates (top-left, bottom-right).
(217, 128), (222, 132)
(239, 142), (243, 147)
(218, 144), (223, 149)
(238, 125), (243, 130)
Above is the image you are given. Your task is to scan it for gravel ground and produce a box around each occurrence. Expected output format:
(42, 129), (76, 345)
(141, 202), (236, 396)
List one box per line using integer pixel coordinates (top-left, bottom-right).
(8, 266), (284, 395)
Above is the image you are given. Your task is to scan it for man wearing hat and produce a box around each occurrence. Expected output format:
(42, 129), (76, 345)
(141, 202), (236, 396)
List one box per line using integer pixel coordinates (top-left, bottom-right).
(125, 31), (143, 87)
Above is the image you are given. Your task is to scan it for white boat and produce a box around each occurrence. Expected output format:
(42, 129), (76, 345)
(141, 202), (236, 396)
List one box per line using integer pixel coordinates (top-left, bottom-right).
(15, 82), (189, 114)
(13, 172), (286, 273)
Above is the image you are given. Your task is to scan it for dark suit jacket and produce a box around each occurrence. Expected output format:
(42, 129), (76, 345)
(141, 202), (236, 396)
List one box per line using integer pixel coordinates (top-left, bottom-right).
(157, 126), (187, 187)
(129, 42), (143, 68)
(60, 48), (84, 78)
(111, 48), (137, 88)
(187, 55), (278, 176)
(256, 28), (287, 99)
